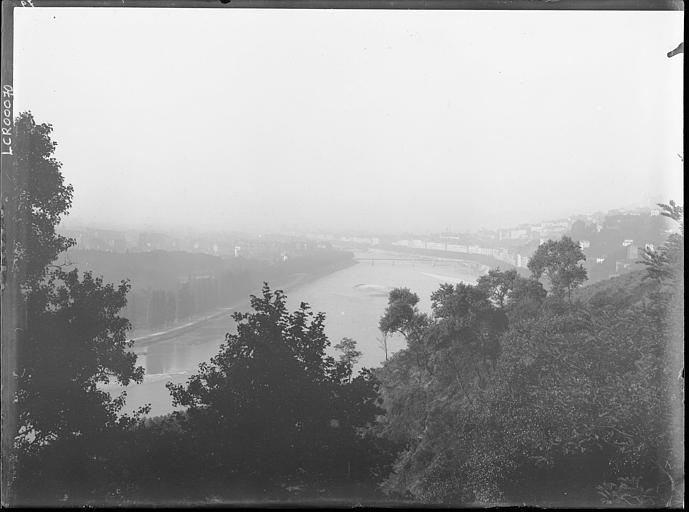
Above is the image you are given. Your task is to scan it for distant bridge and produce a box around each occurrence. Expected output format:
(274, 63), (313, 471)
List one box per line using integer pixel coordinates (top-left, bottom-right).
(355, 257), (435, 261)
(357, 244), (518, 270)
(353, 256), (480, 265)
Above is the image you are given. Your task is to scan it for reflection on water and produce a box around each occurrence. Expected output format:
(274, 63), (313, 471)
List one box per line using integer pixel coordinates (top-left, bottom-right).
(110, 252), (480, 416)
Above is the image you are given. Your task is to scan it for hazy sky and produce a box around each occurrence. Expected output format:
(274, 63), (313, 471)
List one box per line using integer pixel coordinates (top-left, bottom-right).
(14, 8), (683, 234)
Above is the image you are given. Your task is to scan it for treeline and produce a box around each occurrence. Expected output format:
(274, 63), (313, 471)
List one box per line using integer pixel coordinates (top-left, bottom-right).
(6, 112), (379, 505)
(374, 218), (683, 505)
(12, 218), (683, 505)
(14, 284), (400, 504)
(65, 248), (354, 332)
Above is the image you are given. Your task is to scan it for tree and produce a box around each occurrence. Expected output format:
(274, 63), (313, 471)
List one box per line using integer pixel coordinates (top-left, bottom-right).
(4, 111), (77, 501)
(166, 284), (390, 496)
(637, 200), (684, 506)
(378, 283), (509, 503)
(569, 219), (595, 242)
(527, 236), (587, 301)
(430, 282), (507, 356)
(379, 288), (422, 337)
(335, 337), (363, 382)
(7, 112), (146, 504)
(12, 112), (76, 287)
(476, 268), (518, 308)
(379, 287), (431, 375)
(3, 113), (79, 500)
(15, 270), (148, 502)
(378, 267), (680, 505)
(638, 201), (684, 284)
(377, 332), (390, 362)
(489, 268), (683, 507)
(505, 275), (547, 319)
(476, 268), (546, 319)
(17, 270), (143, 449)
(376, 209), (683, 505)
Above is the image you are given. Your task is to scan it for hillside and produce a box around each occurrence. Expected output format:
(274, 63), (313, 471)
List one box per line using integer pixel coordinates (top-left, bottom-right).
(61, 248), (354, 333)
(63, 249), (236, 291)
(574, 269), (655, 308)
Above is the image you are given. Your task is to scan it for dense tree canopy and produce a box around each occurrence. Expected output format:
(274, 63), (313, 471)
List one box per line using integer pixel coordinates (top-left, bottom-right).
(528, 236), (587, 300)
(476, 267), (547, 318)
(376, 221), (683, 506)
(13, 112), (75, 287)
(377, 280), (511, 502)
(476, 268), (518, 308)
(165, 284), (395, 498)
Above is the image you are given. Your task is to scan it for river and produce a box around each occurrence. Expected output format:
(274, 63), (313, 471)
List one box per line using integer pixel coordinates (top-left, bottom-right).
(107, 250), (483, 416)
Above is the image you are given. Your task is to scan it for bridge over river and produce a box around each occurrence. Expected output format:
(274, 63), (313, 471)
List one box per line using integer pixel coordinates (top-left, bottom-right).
(352, 254), (488, 270)
(354, 245), (517, 272)
(355, 256), (444, 262)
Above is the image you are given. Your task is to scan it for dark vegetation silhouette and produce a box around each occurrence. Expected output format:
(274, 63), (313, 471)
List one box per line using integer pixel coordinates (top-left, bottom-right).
(376, 217), (683, 506)
(10, 112), (148, 504)
(8, 112), (396, 505)
(161, 285), (397, 501)
(6, 111), (684, 506)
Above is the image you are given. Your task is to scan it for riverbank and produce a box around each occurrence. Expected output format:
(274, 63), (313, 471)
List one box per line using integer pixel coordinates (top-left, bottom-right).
(107, 252), (478, 416)
(130, 257), (357, 350)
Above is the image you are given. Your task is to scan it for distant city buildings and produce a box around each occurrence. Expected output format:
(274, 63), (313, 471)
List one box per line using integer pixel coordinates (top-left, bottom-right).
(303, 233), (381, 246)
(391, 239), (530, 268)
(389, 205), (670, 282)
(139, 232), (178, 251)
(60, 228), (130, 252)
(58, 226), (332, 264)
(58, 204), (670, 285)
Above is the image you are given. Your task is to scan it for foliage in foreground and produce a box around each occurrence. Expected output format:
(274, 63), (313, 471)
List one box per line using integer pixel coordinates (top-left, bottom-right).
(376, 220), (683, 506)
(11, 113), (147, 503)
(9, 111), (394, 505)
(157, 284), (397, 499)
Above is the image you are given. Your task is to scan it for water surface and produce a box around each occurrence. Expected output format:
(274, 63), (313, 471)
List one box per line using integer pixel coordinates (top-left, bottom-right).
(109, 251), (480, 416)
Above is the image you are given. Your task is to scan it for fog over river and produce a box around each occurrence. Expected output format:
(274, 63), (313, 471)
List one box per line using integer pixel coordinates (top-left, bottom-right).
(109, 251), (483, 416)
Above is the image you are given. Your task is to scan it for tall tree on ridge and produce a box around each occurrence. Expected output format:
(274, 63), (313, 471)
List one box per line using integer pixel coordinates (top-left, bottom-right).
(527, 236), (587, 301)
